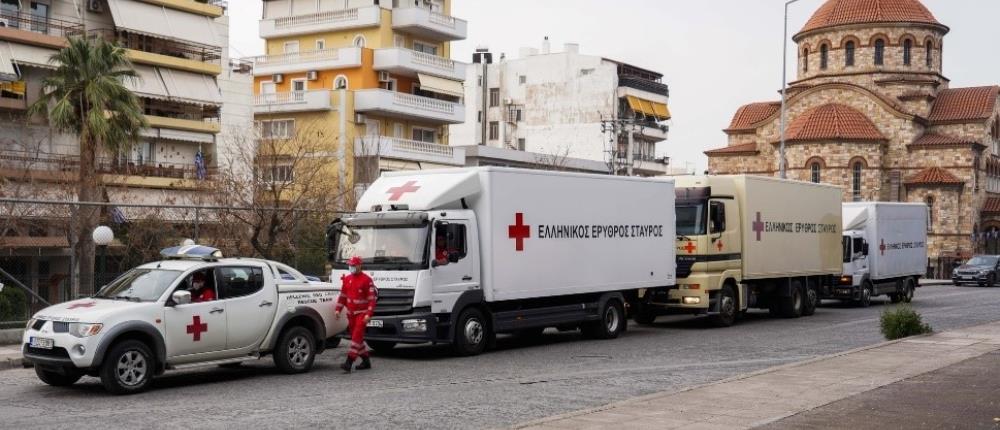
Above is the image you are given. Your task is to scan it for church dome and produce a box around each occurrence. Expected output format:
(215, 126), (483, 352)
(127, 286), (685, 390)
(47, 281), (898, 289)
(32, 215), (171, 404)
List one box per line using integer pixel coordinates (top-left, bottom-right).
(797, 0), (947, 36)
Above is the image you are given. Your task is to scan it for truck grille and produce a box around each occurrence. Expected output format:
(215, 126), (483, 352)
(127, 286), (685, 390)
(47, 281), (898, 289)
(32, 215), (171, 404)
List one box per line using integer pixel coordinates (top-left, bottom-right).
(677, 256), (696, 279)
(374, 288), (415, 316)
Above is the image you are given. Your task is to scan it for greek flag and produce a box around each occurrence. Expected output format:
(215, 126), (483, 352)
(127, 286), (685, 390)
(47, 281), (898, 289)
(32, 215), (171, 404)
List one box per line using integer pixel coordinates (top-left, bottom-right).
(110, 206), (127, 225)
(194, 150), (207, 181)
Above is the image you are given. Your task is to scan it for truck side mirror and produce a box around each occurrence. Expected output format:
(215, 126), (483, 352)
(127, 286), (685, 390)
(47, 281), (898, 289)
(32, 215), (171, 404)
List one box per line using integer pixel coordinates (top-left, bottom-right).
(171, 290), (191, 306)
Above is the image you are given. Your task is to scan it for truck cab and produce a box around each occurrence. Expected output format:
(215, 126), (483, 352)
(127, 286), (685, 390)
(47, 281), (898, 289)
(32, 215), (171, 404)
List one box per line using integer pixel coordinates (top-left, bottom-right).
(841, 231), (870, 289)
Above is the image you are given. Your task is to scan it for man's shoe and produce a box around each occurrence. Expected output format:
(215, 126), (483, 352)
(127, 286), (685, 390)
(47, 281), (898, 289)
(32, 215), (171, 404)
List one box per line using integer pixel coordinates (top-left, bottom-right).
(340, 357), (354, 373)
(357, 356), (372, 370)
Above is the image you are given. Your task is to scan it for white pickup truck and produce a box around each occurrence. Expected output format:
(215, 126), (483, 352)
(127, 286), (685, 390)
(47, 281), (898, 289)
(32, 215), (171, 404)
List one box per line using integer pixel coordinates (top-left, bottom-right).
(21, 246), (347, 394)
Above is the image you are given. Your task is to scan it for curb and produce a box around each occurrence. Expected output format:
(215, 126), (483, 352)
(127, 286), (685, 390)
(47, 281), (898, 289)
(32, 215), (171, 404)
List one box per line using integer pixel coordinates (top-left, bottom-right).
(0, 355), (26, 371)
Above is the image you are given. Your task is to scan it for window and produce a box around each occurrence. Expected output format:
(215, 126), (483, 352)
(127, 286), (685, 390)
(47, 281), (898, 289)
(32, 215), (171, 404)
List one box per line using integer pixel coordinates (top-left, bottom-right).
(874, 39), (885, 66)
(291, 79), (306, 97)
(488, 121), (499, 141)
(284, 41), (299, 54)
(477, 111), (482, 123)
(477, 75), (482, 87)
(260, 119), (294, 139)
(518, 75), (526, 85)
(709, 201), (726, 233)
(580, 68), (595, 76)
(435, 223), (467, 262)
(1, 0), (19, 29)
(926, 41), (933, 67)
(802, 48), (809, 72)
(412, 127), (436, 143)
(489, 88), (500, 107)
(334, 75), (348, 90)
(393, 34), (405, 48)
(379, 78), (396, 91)
(810, 162), (821, 183)
(413, 41), (438, 55)
(852, 161), (864, 201)
(30, 2), (49, 33)
(903, 39), (912, 66)
(925, 196), (934, 227)
(262, 162), (294, 183)
(352, 35), (366, 48)
(216, 267), (265, 300)
(508, 105), (522, 122)
(820, 44), (829, 70)
(845, 41), (855, 67)
(394, 123), (404, 138)
(517, 138), (526, 151)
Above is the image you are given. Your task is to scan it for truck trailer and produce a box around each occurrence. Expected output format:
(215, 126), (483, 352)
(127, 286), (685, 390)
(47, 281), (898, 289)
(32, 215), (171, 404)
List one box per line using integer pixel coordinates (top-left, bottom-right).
(831, 202), (928, 306)
(637, 175), (843, 327)
(327, 167), (676, 356)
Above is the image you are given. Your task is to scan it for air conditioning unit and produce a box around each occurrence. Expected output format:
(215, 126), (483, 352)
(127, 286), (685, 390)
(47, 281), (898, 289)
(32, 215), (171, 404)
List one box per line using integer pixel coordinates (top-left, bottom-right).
(88, 0), (104, 13)
(273, 74), (284, 84)
(355, 114), (366, 123)
(306, 70), (318, 81)
(378, 71), (391, 82)
(0, 18), (7, 28)
(503, 98), (513, 105)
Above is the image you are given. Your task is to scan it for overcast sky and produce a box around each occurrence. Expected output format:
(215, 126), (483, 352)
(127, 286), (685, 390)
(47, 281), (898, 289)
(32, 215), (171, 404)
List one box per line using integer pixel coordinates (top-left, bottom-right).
(229, 0), (1000, 172)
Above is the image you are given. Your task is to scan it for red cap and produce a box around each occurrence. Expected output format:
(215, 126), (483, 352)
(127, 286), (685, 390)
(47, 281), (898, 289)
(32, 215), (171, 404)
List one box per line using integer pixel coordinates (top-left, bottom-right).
(348, 256), (363, 267)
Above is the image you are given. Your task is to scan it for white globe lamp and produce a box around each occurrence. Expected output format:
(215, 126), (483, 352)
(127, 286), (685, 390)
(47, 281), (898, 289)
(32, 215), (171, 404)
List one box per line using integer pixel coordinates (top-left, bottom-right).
(92, 226), (114, 246)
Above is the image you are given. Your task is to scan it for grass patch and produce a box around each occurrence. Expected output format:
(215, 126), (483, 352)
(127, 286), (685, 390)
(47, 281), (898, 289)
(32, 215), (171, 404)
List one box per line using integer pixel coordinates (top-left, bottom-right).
(880, 305), (932, 340)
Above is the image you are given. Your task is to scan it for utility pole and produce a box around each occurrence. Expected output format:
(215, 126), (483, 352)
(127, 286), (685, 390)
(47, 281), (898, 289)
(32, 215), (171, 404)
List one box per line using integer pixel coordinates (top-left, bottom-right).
(601, 116), (647, 177)
(779, 0), (802, 179)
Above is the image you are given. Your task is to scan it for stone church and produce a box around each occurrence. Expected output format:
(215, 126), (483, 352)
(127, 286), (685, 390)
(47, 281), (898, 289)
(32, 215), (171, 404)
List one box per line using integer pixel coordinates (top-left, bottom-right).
(706, 0), (1000, 271)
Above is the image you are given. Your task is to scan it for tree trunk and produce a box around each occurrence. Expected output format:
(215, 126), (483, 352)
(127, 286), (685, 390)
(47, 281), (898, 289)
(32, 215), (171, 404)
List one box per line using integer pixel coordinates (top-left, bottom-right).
(76, 134), (99, 297)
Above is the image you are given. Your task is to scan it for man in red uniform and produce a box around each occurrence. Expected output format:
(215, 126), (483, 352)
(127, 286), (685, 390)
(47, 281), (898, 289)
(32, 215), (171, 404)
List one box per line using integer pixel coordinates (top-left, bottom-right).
(335, 256), (377, 373)
(190, 271), (215, 303)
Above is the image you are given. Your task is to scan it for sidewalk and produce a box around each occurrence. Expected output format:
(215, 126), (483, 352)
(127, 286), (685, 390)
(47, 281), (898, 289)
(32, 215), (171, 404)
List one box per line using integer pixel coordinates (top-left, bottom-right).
(0, 344), (24, 370)
(515, 321), (1000, 430)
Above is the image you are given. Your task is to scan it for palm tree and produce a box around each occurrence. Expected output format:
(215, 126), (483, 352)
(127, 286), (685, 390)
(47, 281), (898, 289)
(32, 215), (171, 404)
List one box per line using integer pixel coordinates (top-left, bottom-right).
(28, 36), (147, 297)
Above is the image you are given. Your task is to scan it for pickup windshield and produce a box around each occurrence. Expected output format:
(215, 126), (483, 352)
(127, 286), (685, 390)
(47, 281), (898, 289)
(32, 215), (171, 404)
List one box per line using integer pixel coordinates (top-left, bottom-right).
(94, 269), (183, 302)
(333, 225), (429, 270)
(676, 202), (707, 236)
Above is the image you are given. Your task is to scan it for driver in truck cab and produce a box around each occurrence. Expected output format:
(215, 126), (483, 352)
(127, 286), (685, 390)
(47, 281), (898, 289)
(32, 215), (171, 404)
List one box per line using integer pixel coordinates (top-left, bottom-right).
(434, 231), (450, 266)
(335, 256), (377, 373)
(189, 271), (215, 303)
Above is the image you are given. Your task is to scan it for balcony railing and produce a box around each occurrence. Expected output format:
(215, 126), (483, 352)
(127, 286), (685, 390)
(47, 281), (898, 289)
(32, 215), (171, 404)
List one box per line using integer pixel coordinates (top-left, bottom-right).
(260, 6), (380, 39)
(0, 151), (216, 180)
(354, 137), (464, 166)
(253, 90), (333, 113)
(91, 29), (222, 65)
(391, 7), (467, 41)
(373, 47), (466, 80)
(354, 89), (464, 124)
(0, 12), (85, 39)
(618, 76), (670, 98)
(248, 47), (362, 76)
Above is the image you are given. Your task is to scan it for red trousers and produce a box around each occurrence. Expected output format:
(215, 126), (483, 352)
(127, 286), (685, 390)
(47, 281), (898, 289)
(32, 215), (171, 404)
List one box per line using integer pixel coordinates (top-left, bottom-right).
(347, 313), (369, 360)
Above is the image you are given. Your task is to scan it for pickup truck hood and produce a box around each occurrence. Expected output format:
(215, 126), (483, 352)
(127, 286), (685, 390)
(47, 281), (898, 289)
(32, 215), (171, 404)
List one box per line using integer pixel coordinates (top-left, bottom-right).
(34, 298), (154, 323)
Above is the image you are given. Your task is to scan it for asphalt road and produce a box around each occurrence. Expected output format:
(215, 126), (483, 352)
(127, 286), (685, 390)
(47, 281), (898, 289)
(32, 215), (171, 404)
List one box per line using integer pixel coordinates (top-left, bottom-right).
(2, 284), (999, 430)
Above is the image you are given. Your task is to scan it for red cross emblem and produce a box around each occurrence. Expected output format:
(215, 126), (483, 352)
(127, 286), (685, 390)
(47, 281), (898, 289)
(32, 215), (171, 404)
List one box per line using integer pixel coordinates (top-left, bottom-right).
(683, 241), (696, 254)
(880, 239), (886, 256)
(386, 181), (421, 201)
(508, 213), (531, 251)
(716, 240), (724, 251)
(67, 302), (97, 310)
(752, 212), (765, 241)
(186, 315), (208, 342)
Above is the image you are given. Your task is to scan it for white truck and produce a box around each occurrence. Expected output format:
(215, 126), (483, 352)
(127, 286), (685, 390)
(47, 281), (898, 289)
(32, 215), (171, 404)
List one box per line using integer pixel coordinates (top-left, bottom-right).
(21, 246), (347, 394)
(636, 175), (843, 326)
(830, 202), (928, 306)
(327, 167), (676, 356)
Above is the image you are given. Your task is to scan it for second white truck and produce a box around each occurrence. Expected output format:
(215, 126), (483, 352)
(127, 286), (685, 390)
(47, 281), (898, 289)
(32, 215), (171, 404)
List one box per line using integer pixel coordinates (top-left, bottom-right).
(829, 202), (928, 306)
(327, 167), (676, 355)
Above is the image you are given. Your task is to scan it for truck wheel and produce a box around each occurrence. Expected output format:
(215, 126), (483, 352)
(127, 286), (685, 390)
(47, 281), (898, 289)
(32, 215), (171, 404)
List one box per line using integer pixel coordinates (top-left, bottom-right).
(99, 340), (154, 395)
(582, 299), (625, 339)
(802, 285), (818, 317)
(856, 283), (873, 308)
(779, 282), (804, 318)
(709, 285), (737, 327)
(452, 307), (489, 356)
(367, 340), (397, 354)
(35, 367), (83, 387)
(274, 326), (316, 374)
(902, 279), (915, 303)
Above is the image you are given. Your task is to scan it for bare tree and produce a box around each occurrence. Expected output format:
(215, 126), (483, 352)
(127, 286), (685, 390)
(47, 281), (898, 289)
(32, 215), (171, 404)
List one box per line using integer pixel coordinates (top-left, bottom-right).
(533, 145), (574, 172)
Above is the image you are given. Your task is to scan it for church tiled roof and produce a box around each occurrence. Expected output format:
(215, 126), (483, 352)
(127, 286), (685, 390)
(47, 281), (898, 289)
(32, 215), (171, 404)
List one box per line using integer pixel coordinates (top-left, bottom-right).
(928, 86), (999, 124)
(983, 197), (1000, 214)
(784, 103), (886, 143)
(704, 143), (759, 156)
(904, 167), (964, 186)
(798, 0), (945, 35)
(908, 133), (983, 149)
(725, 102), (781, 133)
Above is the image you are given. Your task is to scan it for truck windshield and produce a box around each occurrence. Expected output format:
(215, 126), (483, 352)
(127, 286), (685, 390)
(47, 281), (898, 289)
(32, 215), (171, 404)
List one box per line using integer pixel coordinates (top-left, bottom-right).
(333, 225), (429, 270)
(94, 269), (183, 302)
(676, 203), (706, 236)
(843, 236), (851, 263)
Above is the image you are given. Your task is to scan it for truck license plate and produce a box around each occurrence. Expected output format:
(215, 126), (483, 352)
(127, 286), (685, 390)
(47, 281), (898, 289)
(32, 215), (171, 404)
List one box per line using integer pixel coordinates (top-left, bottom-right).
(366, 319), (383, 328)
(30, 337), (53, 349)
(837, 289), (852, 294)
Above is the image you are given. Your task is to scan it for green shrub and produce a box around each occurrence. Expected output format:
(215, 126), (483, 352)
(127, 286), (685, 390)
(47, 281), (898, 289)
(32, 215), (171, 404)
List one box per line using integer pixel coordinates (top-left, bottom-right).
(880, 305), (932, 340)
(0, 285), (28, 323)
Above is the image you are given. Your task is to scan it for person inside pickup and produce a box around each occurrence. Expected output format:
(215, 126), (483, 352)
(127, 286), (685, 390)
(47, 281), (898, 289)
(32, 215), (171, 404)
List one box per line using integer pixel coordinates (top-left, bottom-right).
(187, 270), (216, 303)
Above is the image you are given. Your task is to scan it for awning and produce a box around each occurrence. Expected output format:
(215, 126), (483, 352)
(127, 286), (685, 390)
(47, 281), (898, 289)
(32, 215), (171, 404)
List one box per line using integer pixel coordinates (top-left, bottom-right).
(160, 68), (222, 106)
(626, 95), (671, 121)
(142, 128), (215, 144)
(106, 0), (222, 48)
(0, 44), (17, 81)
(125, 65), (171, 101)
(7, 43), (57, 70)
(418, 73), (464, 98)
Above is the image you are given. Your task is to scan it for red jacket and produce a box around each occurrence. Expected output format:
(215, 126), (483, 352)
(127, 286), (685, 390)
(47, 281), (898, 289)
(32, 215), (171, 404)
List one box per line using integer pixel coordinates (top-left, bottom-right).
(192, 287), (215, 303)
(336, 272), (377, 317)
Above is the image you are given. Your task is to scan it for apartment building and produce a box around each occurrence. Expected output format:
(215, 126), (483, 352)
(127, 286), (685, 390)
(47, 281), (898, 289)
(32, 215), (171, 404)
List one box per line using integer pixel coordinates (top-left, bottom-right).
(450, 40), (673, 177)
(253, 0), (467, 195)
(0, 0), (252, 302)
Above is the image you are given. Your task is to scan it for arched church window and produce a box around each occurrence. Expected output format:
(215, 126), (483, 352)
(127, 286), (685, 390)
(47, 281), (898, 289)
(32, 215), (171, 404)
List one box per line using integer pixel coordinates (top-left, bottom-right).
(810, 162), (821, 183)
(903, 39), (913, 66)
(925, 41), (933, 67)
(820, 44), (829, 70)
(845, 41), (855, 67)
(925, 196), (934, 227)
(803, 48), (809, 72)
(852, 161), (864, 201)
(874, 39), (885, 66)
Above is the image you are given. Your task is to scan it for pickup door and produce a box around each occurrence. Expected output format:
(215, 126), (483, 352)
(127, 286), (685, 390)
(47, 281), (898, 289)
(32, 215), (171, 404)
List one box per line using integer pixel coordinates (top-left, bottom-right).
(217, 266), (278, 350)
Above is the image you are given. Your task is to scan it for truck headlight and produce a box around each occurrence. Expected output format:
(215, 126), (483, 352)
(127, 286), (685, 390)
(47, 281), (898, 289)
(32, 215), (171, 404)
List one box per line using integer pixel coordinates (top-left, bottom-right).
(401, 319), (427, 333)
(68, 323), (103, 338)
(682, 297), (701, 305)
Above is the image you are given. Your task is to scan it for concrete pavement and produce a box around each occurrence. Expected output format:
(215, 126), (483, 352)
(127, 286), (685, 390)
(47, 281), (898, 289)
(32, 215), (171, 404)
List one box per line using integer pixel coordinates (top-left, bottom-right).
(515, 321), (1000, 430)
(0, 345), (23, 370)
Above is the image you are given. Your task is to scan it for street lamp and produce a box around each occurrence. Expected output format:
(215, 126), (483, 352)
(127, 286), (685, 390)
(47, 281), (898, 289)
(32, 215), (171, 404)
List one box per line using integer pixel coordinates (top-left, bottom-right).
(779, 0), (803, 179)
(92, 226), (114, 289)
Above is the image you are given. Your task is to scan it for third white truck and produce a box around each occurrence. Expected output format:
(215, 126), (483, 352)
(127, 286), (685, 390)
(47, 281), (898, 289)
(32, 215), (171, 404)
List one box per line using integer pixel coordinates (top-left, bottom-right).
(829, 202), (928, 306)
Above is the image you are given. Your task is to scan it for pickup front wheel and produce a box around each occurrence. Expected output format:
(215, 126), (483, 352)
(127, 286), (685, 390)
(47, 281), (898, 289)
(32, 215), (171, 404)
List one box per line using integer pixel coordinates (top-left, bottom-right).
(274, 326), (316, 374)
(99, 340), (153, 395)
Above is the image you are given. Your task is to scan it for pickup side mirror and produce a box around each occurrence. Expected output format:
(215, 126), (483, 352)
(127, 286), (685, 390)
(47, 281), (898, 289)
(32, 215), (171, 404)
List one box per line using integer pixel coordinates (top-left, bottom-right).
(171, 290), (191, 306)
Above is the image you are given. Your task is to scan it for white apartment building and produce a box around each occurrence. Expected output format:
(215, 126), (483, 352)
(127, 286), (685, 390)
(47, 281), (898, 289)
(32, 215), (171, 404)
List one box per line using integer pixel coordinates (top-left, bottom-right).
(450, 39), (673, 176)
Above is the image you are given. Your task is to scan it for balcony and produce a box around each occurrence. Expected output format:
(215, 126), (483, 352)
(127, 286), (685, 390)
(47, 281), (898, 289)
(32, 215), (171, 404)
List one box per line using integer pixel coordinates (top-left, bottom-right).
(249, 47), (362, 76)
(0, 151), (215, 189)
(0, 94), (27, 111)
(146, 115), (221, 134)
(92, 29), (223, 75)
(0, 13), (84, 48)
(260, 6), (381, 39)
(354, 89), (464, 124)
(354, 137), (464, 166)
(135, 0), (225, 18)
(391, 7), (467, 41)
(618, 76), (670, 98)
(634, 123), (669, 142)
(254, 90), (333, 114)
(374, 48), (466, 81)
